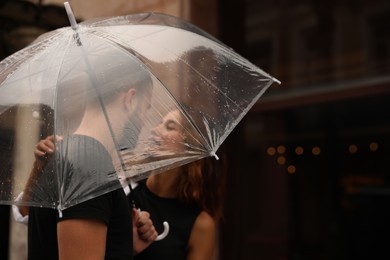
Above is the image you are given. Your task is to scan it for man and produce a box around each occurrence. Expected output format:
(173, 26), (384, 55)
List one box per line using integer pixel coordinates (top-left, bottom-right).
(25, 50), (157, 260)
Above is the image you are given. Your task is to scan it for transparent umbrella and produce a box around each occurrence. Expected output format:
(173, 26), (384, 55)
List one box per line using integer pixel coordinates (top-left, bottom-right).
(0, 2), (280, 213)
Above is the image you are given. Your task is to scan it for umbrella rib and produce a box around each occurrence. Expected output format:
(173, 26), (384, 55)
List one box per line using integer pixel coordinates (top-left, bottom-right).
(71, 31), (141, 207)
(52, 35), (77, 210)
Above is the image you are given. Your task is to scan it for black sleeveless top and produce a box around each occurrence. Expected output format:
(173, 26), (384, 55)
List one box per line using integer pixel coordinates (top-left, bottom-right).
(132, 181), (201, 260)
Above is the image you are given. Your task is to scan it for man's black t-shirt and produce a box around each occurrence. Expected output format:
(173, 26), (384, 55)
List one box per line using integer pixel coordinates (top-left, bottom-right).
(27, 135), (133, 260)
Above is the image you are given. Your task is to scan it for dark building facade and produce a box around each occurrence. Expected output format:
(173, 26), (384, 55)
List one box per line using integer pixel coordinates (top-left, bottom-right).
(218, 0), (390, 259)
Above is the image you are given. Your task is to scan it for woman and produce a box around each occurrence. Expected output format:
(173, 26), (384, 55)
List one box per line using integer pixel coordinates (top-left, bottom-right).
(129, 108), (226, 260)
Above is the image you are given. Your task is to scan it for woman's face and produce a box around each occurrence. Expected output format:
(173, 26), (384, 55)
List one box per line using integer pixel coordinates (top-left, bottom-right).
(149, 109), (185, 153)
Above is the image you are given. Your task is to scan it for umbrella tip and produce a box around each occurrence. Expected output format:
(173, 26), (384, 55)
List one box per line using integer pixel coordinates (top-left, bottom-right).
(272, 77), (282, 85)
(57, 206), (63, 218)
(64, 2), (79, 31)
(211, 151), (219, 160)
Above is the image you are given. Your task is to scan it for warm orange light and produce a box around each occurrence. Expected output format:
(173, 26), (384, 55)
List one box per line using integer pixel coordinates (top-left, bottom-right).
(369, 142), (378, 151)
(295, 146), (304, 155)
(277, 156), (286, 165)
(348, 144), (358, 154)
(277, 145), (286, 154)
(287, 165), (296, 174)
(267, 147), (276, 156)
(312, 146), (321, 155)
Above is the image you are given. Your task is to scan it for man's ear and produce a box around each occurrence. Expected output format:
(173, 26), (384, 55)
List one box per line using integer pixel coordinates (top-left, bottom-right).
(124, 88), (137, 112)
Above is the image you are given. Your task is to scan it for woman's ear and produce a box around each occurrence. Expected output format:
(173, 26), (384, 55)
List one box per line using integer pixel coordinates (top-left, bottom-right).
(124, 88), (136, 112)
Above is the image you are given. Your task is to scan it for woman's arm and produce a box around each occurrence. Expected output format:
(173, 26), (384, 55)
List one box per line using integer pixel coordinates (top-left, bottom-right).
(19, 135), (57, 216)
(187, 211), (217, 260)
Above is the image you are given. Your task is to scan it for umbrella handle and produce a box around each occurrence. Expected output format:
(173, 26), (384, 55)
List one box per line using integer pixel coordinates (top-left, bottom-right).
(155, 221), (170, 241)
(137, 208), (169, 241)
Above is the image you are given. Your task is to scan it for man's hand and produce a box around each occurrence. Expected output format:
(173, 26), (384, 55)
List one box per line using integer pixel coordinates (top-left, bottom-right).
(133, 208), (157, 255)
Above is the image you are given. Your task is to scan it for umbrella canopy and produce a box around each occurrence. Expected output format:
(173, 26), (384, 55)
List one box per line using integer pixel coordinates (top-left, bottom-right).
(0, 3), (279, 210)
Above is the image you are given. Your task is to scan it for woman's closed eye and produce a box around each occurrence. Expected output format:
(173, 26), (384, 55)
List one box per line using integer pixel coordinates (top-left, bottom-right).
(165, 120), (179, 131)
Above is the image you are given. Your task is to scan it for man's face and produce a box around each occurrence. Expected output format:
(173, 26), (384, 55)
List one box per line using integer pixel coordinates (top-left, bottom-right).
(119, 91), (152, 150)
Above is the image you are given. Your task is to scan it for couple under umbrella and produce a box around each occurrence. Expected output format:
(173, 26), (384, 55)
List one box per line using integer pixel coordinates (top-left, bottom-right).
(0, 2), (279, 259)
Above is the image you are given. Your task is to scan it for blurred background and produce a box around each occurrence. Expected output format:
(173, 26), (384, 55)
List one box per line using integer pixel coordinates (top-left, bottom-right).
(0, 0), (389, 259)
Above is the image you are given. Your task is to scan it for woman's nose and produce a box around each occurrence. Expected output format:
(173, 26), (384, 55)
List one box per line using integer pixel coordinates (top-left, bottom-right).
(150, 124), (161, 137)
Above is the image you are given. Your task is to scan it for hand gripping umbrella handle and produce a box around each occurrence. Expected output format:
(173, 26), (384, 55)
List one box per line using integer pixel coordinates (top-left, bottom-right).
(137, 208), (169, 241)
(155, 221), (170, 241)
